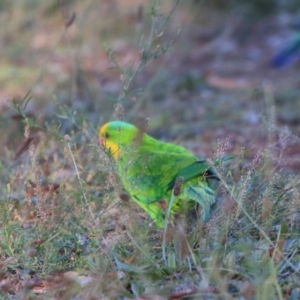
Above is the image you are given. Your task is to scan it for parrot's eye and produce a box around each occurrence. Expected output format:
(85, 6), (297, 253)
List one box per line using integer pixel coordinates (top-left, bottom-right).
(105, 132), (110, 139)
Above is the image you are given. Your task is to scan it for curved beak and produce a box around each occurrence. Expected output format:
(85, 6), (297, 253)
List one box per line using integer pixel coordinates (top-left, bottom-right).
(100, 137), (105, 147)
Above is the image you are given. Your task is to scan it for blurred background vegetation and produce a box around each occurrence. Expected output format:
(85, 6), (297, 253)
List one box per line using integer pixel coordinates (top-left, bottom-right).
(1, 0), (300, 163)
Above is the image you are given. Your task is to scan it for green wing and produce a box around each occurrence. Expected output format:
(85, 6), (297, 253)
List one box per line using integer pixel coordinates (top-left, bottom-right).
(167, 154), (235, 190)
(167, 160), (214, 190)
(119, 151), (197, 204)
(118, 136), (198, 204)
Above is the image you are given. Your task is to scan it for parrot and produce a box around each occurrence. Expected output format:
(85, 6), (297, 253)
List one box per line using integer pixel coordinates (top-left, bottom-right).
(99, 121), (233, 228)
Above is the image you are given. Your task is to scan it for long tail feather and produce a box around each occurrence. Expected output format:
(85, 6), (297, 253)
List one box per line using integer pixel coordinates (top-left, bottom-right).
(184, 183), (215, 222)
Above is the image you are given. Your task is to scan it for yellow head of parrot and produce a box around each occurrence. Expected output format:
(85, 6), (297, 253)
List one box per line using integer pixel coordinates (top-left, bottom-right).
(99, 123), (120, 159)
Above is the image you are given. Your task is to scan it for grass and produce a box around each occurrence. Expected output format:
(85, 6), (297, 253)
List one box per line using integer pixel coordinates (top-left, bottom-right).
(0, 0), (300, 299)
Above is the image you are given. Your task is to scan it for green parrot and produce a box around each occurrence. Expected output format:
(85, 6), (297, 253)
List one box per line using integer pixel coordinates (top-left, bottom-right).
(99, 121), (232, 228)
